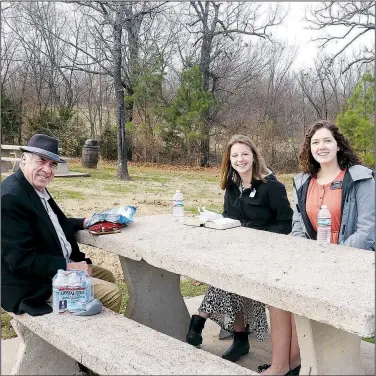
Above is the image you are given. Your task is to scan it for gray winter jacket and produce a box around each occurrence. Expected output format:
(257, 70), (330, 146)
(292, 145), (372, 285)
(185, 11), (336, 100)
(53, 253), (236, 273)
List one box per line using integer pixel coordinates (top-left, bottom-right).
(292, 165), (375, 251)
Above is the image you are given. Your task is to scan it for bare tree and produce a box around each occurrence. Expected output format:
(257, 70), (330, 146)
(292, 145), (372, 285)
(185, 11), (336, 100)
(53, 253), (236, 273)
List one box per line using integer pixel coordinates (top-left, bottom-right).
(180, 1), (285, 166)
(3, 3), (82, 112)
(298, 66), (331, 120)
(77, 71), (114, 138)
(306, 1), (375, 72)
(208, 39), (271, 137)
(1, 28), (21, 91)
(256, 43), (297, 166)
(61, 1), (167, 179)
(7, 1), (167, 178)
(297, 52), (368, 122)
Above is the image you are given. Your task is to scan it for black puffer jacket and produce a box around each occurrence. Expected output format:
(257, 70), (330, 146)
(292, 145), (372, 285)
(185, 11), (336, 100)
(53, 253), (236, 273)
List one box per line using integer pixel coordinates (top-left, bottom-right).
(223, 174), (293, 234)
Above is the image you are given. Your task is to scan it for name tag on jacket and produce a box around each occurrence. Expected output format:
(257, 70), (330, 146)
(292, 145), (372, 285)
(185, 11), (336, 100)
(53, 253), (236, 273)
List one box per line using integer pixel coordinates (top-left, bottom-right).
(330, 181), (343, 190)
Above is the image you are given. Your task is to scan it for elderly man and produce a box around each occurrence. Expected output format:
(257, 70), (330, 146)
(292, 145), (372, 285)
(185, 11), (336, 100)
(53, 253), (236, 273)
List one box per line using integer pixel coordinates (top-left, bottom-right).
(1, 134), (122, 316)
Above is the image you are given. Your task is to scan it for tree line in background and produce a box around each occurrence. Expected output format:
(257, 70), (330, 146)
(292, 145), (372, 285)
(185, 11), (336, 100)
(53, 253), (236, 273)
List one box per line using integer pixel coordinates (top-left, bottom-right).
(1, 1), (375, 179)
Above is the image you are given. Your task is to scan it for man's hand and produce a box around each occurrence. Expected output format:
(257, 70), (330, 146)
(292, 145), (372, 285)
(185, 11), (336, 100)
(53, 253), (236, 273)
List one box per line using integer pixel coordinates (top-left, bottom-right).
(83, 217), (90, 228)
(67, 261), (92, 276)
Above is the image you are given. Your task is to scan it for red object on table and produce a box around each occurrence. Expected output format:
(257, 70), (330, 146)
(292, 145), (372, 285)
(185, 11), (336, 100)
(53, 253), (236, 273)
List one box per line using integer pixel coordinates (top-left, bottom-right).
(87, 222), (122, 234)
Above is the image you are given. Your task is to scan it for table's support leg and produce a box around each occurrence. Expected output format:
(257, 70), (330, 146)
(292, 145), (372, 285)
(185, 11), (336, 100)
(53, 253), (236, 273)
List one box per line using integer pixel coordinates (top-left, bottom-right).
(294, 315), (365, 375)
(57, 162), (69, 174)
(13, 150), (21, 171)
(12, 161), (20, 172)
(219, 328), (233, 340)
(1, 159), (12, 172)
(10, 320), (79, 375)
(119, 256), (190, 342)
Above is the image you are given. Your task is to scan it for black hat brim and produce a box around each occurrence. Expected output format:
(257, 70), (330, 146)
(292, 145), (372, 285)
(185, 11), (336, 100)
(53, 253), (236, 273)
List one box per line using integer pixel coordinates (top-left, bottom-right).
(20, 146), (65, 163)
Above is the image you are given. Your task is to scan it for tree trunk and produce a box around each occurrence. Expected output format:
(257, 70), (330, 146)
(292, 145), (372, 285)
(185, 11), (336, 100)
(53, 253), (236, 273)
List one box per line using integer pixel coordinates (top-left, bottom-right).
(113, 19), (130, 180)
(123, 4), (142, 165)
(125, 86), (134, 162)
(18, 99), (23, 145)
(199, 34), (212, 167)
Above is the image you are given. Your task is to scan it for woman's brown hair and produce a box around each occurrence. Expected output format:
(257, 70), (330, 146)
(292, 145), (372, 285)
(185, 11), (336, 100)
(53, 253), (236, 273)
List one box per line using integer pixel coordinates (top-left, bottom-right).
(219, 134), (269, 190)
(299, 120), (361, 176)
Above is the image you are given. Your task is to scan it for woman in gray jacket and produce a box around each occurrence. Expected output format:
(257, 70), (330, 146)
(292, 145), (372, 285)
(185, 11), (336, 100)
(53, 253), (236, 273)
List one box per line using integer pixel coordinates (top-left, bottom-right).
(259, 120), (375, 376)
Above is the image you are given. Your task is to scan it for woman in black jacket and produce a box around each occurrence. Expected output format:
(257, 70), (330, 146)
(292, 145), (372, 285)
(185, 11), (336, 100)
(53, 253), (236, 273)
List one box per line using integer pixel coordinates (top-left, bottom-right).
(185, 134), (293, 363)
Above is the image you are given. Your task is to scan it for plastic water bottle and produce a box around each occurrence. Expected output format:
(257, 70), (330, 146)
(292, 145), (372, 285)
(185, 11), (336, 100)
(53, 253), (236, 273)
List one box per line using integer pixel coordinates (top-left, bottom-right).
(52, 270), (68, 313)
(67, 271), (80, 287)
(82, 272), (94, 302)
(172, 189), (184, 221)
(317, 205), (331, 245)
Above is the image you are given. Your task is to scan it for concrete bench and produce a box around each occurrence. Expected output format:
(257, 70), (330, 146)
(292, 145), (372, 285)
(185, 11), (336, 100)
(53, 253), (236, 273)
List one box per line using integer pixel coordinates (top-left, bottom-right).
(1, 145), (25, 172)
(9, 308), (256, 375)
(76, 214), (374, 375)
(1, 157), (21, 172)
(1, 157), (20, 162)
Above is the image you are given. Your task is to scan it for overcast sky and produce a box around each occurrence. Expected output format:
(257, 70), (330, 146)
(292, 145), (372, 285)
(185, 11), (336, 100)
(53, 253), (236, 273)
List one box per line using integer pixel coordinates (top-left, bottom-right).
(2, 1), (374, 73)
(275, 2), (375, 70)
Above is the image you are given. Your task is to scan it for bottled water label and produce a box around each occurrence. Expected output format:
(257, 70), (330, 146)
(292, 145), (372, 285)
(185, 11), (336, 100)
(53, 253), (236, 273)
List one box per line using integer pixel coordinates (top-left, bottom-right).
(52, 270), (93, 314)
(317, 205), (331, 245)
(174, 200), (184, 209)
(173, 202), (184, 217)
(172, 190), (184, 219)
(318, 218), (331, 226)
(54, 286), (87, 313)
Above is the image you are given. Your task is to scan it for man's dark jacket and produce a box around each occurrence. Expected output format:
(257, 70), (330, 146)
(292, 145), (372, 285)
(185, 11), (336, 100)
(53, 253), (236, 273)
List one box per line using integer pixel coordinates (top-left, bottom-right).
(1, 169), (91, 316)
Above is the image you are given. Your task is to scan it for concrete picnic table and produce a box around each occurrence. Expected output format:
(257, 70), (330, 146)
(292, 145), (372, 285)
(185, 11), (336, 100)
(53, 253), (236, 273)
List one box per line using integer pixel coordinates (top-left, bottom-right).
(1, 144), (23, 172)
(77, 214), (374, 375)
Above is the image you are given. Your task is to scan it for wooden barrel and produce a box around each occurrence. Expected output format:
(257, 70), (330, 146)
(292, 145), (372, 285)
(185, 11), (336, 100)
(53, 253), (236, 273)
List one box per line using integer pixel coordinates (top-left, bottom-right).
(82, 139), (99, 169)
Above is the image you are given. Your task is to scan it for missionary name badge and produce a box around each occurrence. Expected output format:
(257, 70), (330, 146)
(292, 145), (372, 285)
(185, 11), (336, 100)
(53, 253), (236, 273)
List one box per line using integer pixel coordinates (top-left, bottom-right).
(249, 188), (256, 198)
(330, 181), (343, 190)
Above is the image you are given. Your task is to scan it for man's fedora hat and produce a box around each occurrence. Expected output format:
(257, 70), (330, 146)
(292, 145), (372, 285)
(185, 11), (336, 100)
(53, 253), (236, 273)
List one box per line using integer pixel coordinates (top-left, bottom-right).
(20, 134), (64, 163)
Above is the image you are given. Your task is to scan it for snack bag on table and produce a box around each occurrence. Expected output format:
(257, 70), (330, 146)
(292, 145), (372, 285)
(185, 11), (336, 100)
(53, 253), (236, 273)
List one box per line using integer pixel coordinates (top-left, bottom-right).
(86, 205), (136, 234)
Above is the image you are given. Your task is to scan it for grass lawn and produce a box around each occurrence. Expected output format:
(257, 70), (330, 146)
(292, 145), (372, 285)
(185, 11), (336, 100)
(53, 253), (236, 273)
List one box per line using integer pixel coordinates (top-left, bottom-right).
(363, 337), (375, 344)
(1, 310), (16, 340)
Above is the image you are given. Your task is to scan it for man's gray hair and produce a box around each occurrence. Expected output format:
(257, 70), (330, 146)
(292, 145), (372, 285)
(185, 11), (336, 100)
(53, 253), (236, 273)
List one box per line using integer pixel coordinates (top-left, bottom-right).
(20, 151), (35, 168)
(22, 152), (34, 159)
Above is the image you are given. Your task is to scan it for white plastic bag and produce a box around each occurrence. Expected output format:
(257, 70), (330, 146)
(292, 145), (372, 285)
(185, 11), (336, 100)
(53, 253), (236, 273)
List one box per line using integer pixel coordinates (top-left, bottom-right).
(198, 206), (223, 222)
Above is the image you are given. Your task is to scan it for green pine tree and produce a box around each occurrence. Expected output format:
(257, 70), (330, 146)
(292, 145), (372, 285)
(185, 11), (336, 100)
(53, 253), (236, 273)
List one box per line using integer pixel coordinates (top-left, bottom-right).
(336, 72), (375, 167)
(1, 90), (21, 144)
(160, 66), (215, 161)
(130, 58), (165, 132)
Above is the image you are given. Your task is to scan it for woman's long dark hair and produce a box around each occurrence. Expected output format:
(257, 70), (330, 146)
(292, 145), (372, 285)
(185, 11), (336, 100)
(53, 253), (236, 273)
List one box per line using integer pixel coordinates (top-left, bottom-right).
(299, 120), (361, 176)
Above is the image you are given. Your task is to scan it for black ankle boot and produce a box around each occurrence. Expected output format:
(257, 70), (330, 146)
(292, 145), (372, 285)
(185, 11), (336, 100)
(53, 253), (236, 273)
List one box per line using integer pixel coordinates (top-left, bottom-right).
(186, 314), (206, 346)
(222, 331), (250, 362)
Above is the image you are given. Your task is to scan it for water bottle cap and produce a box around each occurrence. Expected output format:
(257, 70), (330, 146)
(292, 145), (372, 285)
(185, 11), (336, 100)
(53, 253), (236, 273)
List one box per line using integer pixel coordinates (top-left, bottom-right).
(176, 189), (181, 193)
(68, 272), (81, 285)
